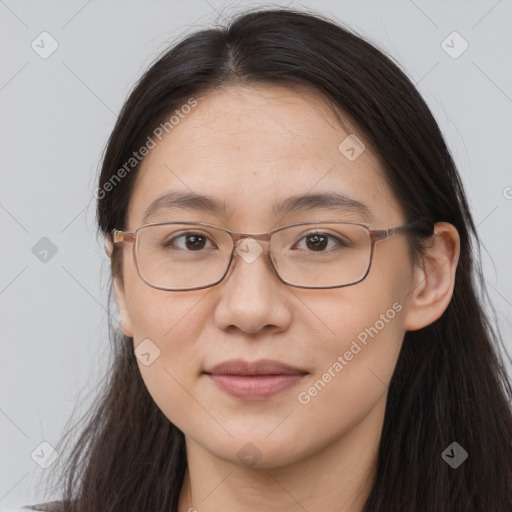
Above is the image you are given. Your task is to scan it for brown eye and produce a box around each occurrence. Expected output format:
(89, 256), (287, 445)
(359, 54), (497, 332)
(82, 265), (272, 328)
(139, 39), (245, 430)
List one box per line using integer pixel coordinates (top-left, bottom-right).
(294, 232), (351, 253)
(163, 232), (217, 251)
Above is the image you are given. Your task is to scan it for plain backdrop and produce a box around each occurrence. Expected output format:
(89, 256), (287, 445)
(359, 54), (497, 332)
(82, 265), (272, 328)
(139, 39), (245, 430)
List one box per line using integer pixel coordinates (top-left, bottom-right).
(1, 0), (511, 507)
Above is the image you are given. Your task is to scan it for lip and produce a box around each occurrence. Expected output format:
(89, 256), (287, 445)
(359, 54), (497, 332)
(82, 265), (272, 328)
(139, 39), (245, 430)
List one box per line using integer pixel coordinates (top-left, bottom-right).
(204, 359), (308, 400)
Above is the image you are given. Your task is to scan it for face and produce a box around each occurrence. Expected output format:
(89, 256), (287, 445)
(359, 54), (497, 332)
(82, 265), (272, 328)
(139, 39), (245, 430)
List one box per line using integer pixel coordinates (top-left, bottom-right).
(113, 83), (418, 468)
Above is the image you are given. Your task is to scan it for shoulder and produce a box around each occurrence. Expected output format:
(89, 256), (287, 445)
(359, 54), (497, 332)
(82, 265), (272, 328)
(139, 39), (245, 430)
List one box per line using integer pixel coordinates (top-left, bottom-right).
(0, 508), (35, 511)
(2, 502), (64, 511)
(0, 507), (35, 511)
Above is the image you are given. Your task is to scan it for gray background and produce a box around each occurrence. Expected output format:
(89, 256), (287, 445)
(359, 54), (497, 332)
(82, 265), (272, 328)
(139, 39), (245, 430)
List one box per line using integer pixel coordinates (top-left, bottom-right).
(1, 0), (511, 507)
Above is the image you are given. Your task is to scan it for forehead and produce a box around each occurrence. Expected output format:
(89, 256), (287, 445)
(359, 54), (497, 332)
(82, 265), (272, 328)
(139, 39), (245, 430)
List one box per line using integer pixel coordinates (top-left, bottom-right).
(126, 84), (399, 229)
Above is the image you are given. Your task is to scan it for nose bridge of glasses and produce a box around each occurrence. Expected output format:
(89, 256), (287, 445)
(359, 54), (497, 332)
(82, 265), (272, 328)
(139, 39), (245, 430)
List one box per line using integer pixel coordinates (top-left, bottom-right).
(231, 231), (272, 242)
(226, 232), (278, 280)
(231, 231), (272, 254)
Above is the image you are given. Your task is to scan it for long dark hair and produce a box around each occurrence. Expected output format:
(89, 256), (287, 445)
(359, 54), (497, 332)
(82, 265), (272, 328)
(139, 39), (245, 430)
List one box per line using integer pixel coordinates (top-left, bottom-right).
(39, 7), (512, 512)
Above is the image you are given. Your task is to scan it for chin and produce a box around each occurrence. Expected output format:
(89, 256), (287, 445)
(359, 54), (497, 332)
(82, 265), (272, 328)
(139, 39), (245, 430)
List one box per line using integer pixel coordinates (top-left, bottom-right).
(191, 425), (316, 469)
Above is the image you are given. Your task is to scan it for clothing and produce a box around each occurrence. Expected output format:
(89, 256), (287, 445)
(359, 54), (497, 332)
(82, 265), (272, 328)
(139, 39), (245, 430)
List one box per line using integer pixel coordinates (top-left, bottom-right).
(2, 502), (62, 511)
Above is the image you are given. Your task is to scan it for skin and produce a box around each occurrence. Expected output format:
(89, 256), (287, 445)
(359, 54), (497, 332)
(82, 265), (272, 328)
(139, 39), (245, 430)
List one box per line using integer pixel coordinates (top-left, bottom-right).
(106, 83), (460, 512)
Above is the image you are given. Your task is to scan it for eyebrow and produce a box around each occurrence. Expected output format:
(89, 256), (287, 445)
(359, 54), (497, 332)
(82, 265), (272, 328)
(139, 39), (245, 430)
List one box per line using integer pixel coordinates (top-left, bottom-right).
(141, 190), (374, 224)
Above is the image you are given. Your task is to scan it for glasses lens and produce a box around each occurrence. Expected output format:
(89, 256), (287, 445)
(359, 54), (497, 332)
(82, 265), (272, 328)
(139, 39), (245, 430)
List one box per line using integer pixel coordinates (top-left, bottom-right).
(136, 223), (233, 290)
(135, 222), (372, 290)
(270, 223), (371, 288)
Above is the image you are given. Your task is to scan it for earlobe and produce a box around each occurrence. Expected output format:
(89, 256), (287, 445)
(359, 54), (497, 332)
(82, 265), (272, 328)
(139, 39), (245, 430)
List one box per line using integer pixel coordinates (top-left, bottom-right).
(105, 235), (114, 258)
(113, 277), (134, 338)
(403, 222), (460, 331)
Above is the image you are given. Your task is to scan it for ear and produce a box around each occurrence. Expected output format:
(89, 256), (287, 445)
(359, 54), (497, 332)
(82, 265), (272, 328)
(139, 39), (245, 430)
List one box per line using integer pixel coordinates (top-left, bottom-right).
(404, 222), (460, 331)
(105, 235), (134, 337)
(113, 277), (134, 338)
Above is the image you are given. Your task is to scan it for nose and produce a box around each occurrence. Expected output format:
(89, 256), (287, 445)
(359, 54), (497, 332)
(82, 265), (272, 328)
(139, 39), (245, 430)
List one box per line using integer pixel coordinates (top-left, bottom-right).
(212, 238), (292, 334)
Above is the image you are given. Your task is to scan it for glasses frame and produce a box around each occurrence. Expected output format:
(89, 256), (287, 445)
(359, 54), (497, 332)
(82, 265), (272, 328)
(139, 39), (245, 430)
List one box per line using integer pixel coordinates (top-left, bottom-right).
(111, 219), (428, 291)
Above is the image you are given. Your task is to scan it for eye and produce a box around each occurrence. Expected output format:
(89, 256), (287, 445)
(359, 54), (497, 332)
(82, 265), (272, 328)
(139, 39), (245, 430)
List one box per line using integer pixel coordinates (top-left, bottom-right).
(293, 231), (351, 252)
(162, 231), (218, 251)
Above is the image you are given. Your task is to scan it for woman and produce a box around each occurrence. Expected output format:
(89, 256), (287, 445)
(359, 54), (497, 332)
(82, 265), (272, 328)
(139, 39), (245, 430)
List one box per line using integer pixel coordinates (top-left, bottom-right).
(17, 6), (512, 512)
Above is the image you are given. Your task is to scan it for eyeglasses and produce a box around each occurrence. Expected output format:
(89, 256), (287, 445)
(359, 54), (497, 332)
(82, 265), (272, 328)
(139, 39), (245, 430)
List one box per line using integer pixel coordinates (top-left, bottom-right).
(111, 219), (428, 291)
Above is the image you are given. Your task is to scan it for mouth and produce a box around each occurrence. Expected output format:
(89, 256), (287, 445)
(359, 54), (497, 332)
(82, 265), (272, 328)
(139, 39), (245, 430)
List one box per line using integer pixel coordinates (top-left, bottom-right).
(203, 359), (308, 400)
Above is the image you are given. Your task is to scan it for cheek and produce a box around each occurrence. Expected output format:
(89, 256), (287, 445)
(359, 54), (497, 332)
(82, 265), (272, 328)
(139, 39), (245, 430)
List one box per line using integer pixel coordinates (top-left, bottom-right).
(125, 282), (214, 428)
(293, 255), (408, 405)
(286, 292), (405, 460)
(301, 290), (405, 402)
(126, 270), (207, 343)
